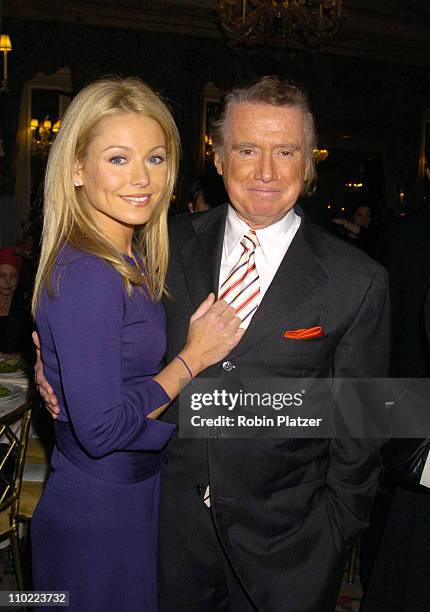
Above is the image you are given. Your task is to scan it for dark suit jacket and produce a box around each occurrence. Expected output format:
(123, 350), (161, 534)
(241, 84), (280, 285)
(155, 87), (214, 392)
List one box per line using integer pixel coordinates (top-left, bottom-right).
(376, 206), (430, 377)
(0, 287), (32, 354)
(425, 285), (430, 343)
(360, 211), (430, 611)
(159, 204), (390, 611)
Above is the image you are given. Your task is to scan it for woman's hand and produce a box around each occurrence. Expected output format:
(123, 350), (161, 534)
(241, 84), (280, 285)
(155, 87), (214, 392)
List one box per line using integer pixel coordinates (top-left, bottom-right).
(180, 293), (245, 376)
(33, 331), (60, 418)
(33, 296), (244, 423)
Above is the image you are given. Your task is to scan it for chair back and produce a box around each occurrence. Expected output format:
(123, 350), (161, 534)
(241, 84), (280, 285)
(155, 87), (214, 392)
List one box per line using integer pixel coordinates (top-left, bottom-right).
(0, 400), (33, 589)
(0, 402), (32, 522)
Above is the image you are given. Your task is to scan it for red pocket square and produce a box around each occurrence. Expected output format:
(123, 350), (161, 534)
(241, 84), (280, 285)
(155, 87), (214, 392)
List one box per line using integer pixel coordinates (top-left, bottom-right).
(284, 326), (324, 340)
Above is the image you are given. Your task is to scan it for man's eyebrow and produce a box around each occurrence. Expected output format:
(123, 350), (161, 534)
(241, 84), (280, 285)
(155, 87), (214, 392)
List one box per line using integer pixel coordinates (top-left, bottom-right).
(278, 143), (302, 150)
(231, 142), (256, 149)
(231, 142), (302, 150)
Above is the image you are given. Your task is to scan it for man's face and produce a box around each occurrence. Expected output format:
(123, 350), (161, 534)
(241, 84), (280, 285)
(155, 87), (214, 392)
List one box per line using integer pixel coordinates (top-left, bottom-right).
(214, 103), (306, 229)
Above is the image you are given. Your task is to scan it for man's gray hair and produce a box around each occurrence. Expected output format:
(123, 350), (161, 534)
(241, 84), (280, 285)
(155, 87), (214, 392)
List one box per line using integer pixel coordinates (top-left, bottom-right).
(212, 75), (317, 196)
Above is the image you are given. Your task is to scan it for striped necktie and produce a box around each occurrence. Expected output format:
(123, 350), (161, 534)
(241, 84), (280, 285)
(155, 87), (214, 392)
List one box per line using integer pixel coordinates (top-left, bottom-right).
(219, 230), (260, 328)
(202, 231), (260, 509)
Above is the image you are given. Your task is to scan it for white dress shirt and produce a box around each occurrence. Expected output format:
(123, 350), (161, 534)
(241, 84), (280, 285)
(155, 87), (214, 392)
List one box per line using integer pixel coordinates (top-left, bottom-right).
(218, 205), (301, 301)
(203, 205), (301, 506)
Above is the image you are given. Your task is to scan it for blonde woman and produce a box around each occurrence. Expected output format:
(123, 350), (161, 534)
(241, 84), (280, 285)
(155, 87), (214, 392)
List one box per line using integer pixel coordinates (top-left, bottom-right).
(31, 77), (243, 612)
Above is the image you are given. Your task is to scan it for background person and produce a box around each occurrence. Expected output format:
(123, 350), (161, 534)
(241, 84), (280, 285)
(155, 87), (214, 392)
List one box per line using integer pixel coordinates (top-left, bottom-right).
(0, 246), (30, 354)
(186, 177), (211, 213)
(185, 167), (228, 213)
(332, 204), (377, 255)
(361, 205), (430, 611)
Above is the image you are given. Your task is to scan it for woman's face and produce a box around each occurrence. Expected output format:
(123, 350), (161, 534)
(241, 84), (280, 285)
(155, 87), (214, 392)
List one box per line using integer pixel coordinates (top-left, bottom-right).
(0, 264), (19, 299)
(353, 206), (372, 228)
(74, 113), (168, 250)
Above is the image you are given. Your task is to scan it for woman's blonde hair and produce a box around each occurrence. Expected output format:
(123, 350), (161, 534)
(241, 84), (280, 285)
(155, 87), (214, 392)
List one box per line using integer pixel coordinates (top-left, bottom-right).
(32, 76), (180, 314)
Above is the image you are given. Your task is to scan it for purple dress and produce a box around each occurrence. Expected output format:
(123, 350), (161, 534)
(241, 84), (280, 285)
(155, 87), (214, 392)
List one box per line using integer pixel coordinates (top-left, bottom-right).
(32, 245), (175, 611)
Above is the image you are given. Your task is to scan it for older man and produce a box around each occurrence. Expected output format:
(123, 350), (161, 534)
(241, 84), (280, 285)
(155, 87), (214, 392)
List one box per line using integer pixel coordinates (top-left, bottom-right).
(157, 76), (389, 612)
(37, 76), (389, 611)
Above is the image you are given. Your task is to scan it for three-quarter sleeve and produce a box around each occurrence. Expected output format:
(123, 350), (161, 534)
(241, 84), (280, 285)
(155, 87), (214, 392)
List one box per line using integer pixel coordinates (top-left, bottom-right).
(44, 255), (175, 457)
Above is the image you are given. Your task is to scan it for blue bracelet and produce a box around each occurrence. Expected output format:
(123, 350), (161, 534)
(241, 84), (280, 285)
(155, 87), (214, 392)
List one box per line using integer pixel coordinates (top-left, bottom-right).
(174, 354), (194, 379)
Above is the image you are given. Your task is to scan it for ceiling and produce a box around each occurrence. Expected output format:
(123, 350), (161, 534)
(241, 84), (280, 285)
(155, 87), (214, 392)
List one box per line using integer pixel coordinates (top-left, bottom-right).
(4, 0), (430, 66)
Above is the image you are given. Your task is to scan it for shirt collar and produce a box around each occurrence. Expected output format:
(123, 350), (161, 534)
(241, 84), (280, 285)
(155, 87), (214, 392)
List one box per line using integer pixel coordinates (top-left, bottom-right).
(224, 205), (299, 260)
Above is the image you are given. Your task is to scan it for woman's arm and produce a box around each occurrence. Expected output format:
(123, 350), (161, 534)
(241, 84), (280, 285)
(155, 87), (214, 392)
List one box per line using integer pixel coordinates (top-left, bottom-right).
(37, 255), (242, 455)
(332, 218), (362, 236)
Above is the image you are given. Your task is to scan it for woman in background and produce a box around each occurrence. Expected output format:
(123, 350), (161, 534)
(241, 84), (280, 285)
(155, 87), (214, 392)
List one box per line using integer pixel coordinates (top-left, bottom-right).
(31, 77), (242, 612)
(185, 167), (228, 214)
(332, 204), (377, 255)
(0, 247), (30, 354)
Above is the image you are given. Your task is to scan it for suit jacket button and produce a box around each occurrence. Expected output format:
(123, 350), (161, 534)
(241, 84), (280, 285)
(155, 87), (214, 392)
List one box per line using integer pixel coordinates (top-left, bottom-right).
(195, 485), (202, 496)
(222, 361), (235, 371)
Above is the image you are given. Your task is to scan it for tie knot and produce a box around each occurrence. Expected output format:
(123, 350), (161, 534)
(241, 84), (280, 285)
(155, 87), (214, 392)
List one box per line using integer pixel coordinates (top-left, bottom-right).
(241, 230), (259, 253)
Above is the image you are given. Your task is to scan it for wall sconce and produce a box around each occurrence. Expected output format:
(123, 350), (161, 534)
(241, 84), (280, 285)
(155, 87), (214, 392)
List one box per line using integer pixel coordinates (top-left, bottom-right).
(313, 148), (329, 163)
(204, 133), (214, 158)
(30, 116), (61, 155)
(0, 34), (12, 93)
(345, 181), (364, 189)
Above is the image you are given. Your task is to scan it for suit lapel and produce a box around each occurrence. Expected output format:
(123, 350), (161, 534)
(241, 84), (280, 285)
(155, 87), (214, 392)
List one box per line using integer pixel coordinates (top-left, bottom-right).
(228, 215), (329, 358)
(177, 205), (328, 358)
(178, 205), (227, 309)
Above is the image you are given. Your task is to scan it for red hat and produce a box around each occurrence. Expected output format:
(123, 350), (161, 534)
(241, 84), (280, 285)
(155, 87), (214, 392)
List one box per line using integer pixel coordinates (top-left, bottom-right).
(0, 247), (23, 272)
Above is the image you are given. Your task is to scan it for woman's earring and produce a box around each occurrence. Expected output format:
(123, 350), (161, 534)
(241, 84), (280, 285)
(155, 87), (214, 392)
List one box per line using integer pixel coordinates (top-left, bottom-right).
(74, 181), (82, 188)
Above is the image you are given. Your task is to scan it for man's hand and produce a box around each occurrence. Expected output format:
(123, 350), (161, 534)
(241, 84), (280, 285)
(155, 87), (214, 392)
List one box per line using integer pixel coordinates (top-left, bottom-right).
(33, 331), (60, 418)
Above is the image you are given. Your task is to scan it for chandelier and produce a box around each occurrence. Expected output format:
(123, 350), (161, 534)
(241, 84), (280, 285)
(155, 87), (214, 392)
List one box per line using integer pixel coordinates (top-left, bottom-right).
(217, 1), (343, 48)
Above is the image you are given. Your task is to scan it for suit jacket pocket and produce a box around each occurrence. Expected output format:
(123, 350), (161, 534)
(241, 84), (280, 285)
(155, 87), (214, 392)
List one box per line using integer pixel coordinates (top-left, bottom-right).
(271, 331), (336, 359)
